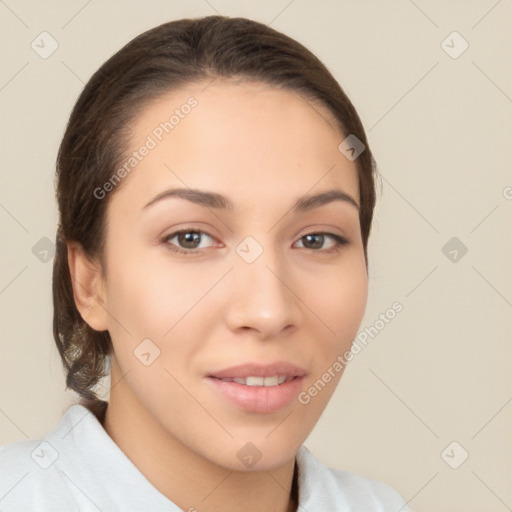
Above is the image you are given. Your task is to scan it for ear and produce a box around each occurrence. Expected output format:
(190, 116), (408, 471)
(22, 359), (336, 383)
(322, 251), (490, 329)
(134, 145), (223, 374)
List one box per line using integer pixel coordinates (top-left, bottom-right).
(67, 242), (109, 332)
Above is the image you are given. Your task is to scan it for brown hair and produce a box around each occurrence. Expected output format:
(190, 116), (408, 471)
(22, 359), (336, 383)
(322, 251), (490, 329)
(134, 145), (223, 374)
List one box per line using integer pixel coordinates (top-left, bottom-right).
(53, 15), (378, 421)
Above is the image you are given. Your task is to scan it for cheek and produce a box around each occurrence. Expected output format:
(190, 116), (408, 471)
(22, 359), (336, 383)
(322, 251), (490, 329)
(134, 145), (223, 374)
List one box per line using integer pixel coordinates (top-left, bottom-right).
(104, 245), (212, 339)
(299, 252), (367, 402)
(295, 260), (367, 414)
(331, 270), (367, 340)
(305, 255), (368, 346)
(102, 246), (230, 381)
(101, 254), (216, 406)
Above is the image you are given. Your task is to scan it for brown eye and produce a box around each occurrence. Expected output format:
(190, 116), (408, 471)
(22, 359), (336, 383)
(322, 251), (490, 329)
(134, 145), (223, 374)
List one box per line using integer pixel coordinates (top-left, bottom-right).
(177, 231), (202, 249)
(302, 234), (325, 249)
(295, 233), (348, 252)
(163, 230), (216, 254)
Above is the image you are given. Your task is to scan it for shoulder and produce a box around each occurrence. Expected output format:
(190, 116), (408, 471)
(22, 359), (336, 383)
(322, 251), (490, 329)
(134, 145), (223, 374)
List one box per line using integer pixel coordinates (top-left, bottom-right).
(297, 446), (410, 511)
(327, 466), (411, 510)
(0, 433), (78, 510)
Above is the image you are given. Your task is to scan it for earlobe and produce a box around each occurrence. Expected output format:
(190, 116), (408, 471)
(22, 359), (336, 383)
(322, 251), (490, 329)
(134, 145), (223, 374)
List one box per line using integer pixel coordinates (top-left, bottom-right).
(67, 242), (109, 332)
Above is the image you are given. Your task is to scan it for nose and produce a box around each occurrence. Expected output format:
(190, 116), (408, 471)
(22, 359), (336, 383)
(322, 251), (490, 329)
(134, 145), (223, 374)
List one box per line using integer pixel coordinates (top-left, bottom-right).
(224, 246), (301, 340)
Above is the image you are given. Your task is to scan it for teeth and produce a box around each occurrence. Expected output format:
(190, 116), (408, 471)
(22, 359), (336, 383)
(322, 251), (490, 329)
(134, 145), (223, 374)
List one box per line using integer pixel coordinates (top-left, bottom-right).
(246, 376), (265, 386)
(263, 376), (279, 386)
(223, 375), (293, 386)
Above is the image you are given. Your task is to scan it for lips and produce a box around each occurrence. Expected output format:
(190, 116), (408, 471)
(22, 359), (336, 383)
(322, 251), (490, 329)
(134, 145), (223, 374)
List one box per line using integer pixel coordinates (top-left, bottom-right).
(219, 375), (293, 386)
(205, 361), (307, 413)
(207, 361), (307, 380)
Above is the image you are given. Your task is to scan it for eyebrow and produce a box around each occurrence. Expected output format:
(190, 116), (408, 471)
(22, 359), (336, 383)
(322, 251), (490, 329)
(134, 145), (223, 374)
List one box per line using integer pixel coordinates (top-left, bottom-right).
(143, 187), (359, 212)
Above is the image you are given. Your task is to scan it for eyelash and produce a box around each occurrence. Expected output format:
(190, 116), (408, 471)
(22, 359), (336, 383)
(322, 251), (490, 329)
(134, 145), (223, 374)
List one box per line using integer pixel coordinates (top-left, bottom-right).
(161, 229), (349, 256)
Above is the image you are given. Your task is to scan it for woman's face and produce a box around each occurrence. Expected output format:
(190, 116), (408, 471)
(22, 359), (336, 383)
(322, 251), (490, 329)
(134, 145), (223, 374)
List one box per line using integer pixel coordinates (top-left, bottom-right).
(97, 80), (368, 470)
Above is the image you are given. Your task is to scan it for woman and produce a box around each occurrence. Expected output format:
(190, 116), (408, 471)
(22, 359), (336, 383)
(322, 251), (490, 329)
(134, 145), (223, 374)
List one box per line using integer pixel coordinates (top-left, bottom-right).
(0, 15), (410, 511)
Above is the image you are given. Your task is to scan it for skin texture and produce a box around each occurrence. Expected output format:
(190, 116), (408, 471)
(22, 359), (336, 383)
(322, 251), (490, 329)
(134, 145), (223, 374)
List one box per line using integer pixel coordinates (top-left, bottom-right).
(68, 79), (368, 512)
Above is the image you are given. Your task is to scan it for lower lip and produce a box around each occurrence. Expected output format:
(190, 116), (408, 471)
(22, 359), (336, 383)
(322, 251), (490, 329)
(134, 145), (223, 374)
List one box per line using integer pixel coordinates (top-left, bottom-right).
(206, 376), (305, 414)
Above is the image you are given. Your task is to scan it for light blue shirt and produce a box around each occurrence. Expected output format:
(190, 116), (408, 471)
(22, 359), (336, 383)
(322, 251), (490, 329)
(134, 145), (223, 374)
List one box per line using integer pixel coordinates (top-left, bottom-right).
(0, 404), (410, 511)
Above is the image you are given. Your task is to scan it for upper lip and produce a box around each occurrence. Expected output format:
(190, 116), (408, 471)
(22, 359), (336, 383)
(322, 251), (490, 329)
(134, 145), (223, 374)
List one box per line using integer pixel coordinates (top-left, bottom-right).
(208, 361), (307, 379)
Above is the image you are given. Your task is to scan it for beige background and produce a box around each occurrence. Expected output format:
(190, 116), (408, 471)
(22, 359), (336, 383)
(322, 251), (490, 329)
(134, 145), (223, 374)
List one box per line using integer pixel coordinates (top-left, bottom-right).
(1, 1), (511, 510)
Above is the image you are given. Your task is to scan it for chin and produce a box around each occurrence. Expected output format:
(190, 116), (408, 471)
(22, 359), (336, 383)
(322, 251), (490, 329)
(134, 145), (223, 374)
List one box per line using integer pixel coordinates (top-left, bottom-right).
(202, 433), (304, 473)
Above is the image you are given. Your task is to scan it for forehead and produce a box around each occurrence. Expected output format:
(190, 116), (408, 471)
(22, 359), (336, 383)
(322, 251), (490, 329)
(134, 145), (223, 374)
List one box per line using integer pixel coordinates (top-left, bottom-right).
(115, 79), (359, 209)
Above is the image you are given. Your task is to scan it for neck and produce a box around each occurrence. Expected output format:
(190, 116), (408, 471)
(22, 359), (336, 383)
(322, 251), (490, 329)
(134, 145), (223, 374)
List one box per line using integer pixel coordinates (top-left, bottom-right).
(101, 370), (298, 512)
